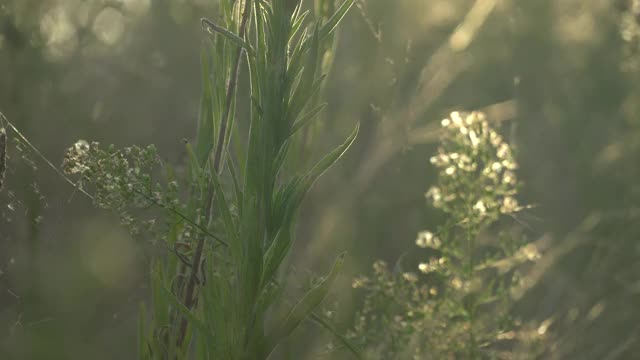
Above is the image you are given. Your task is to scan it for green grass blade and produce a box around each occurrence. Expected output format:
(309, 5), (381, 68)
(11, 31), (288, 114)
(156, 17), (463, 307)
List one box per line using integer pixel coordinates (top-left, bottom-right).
(160, 285), (209, 337)
(306, 122), (358, 181)
(289, 103), (327, 138)
(196, 47), (215, 167)
(261, 227), (292, 287)
(202, 18), (256, 57)
(209, 167), (240, 255)
(282, 122), (359, 226)
(138, 302), (148, 359)
(319, 0), (355, 40)
(310, 312), (364, 359)
(268, 253), (347, 353)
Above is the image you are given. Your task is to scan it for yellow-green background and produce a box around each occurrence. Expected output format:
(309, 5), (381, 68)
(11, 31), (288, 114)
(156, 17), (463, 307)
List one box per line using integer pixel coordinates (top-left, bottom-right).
(1, 0), (639, 358)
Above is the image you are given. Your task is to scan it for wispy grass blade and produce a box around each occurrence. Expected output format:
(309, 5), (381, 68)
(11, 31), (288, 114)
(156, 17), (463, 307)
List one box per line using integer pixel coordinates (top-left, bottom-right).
(310, 311), (363, 359)
(201, 18), (256, 57)
(268, 252), (347, 353)
(319, 0), (355, 40)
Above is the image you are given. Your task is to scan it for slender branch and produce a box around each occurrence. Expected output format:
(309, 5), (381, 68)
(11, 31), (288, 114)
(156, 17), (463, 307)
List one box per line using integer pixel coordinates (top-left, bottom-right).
(177, 0), (253, 346)
(1, 112), (94, 199)
(0, 112), (229, 248)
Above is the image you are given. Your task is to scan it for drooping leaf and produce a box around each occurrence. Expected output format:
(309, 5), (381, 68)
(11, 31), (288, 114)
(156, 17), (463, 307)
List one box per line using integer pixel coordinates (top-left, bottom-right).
(281, 122), (359, 226)
(310, 312), (364, 359)
(202, 18), (256, 57)
(267, 252), (347, 354)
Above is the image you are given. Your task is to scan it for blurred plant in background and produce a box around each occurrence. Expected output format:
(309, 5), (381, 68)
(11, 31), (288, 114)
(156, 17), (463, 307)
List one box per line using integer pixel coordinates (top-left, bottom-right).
(348, 111), (545, 359)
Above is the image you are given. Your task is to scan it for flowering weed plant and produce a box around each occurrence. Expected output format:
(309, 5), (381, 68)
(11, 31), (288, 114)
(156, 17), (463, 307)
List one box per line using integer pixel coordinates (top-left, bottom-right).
(349, 111), (545, 359)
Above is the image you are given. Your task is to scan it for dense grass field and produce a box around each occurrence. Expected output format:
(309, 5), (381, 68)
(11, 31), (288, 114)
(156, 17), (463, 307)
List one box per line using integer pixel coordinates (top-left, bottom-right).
(2, 0), (640, 359)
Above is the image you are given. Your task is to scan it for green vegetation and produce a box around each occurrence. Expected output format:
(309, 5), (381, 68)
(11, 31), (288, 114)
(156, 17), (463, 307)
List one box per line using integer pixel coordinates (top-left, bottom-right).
(349, 111), (543, 359)
(2, 0), (640, 359)
(58, 0), (358, 358)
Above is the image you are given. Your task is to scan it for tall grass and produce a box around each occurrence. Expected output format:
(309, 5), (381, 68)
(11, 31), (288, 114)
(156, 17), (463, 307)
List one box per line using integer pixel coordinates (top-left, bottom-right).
(57, 0), (360, 359)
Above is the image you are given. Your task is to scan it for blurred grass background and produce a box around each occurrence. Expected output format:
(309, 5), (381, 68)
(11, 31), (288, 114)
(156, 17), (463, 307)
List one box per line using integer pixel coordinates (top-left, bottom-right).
(2, 0), (640, 358)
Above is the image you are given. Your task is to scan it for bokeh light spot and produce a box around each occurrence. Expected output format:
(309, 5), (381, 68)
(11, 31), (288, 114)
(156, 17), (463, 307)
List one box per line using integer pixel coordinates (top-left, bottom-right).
(40, 6), (78, 61)
(93, 8), (125, 45)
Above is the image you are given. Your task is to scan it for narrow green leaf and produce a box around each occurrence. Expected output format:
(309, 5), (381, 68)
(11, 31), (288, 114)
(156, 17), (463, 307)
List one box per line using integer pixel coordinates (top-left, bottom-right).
(306, 122), (359, 182)
(268, 253), (347, 352)
(151, 262), (169, 326)
(310, 312), (364, 359)
(138, 302), (147, 359)
(208, 167), (240, 251)
(160, 285), (209, 337)
(185, 142), (204, 189)
(227, 156), (244, 211)
(319, 0), (355, 40)
(290, 10), (310, 41)
(201, 18), (256, 57)
(261, 227), (292, 288)
(289, 103), (327, 138)
(196, 47), (215, 167)
(281, 122), (359, 226)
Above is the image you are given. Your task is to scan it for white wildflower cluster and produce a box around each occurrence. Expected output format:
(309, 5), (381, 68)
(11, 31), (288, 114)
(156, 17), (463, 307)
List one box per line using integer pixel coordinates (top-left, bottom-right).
(418, 257), (447, 274)
(62, 140), (91, 175)
(62, 141), (167, 236)
(351, 112), (542, 360)
(415, 231), (441, 249)
(425, 111), (522, 224)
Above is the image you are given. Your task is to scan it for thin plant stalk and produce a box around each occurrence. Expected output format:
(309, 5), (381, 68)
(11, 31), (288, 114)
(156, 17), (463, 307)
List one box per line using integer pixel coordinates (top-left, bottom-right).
(176, 0), (253, 347)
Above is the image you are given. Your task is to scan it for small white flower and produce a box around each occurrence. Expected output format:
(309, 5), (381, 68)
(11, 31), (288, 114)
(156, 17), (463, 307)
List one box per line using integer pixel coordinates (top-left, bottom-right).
(520, 244), (541, 261)
(502, 159), (518, 170)
(503, 170), (517, 185)
(469, 130), (480, 148)
(491, 161), (503, 172)
(474, 200), (487, 214)
(497, 143), (510, 159)
(416, 231), (442, 249)
(430, 153), (450, 166)
(500, 196), (519, 213)
(445, 166), (456, 175)
(451, 277), (463, 289)
(451, 112), (463, 126)
(465, 113), (475, 125)
(490, 131), (502, 146)
(74, 140), (90, 153)
(426, 186), (441, 200)
(441, 118), (451, 127)
(403, 272), (419, 282)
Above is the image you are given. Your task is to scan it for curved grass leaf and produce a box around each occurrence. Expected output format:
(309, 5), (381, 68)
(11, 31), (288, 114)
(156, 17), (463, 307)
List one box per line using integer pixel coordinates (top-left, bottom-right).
(289, 103), (327, 137)
(319, 0), (355, 40)
(282, 122), (359, 226)
(267, 252), (347, 355)
(201, 18), (256, 57)
(310, 311), (363, 359)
